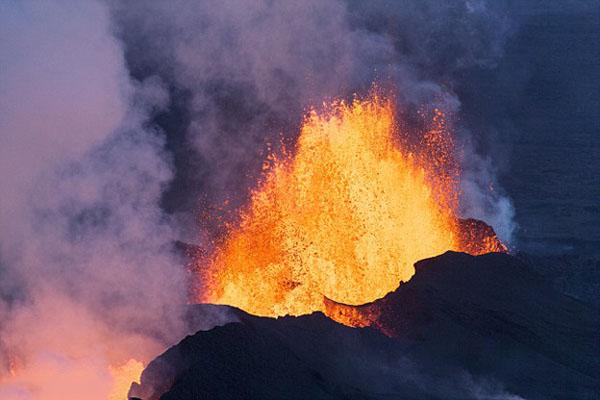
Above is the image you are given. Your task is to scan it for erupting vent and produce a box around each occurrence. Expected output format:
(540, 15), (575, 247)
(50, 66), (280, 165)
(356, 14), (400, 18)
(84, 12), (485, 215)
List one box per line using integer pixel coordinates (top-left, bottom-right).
(198, 91), (505, 322)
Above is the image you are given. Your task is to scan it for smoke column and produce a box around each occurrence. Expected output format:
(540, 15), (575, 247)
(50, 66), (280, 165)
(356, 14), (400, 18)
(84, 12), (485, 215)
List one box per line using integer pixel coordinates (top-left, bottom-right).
(112, 0), (516, 243)
(0, 1), (193, 399)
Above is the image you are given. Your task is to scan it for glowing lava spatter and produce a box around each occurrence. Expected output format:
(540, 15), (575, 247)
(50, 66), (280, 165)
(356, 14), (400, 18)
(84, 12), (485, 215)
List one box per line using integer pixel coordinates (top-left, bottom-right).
(199, 91), (504, 321)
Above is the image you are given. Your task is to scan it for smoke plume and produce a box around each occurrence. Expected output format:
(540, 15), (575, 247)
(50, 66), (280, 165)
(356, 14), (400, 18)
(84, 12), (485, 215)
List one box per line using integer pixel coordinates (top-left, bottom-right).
(0, 1), (193, 398)
(111, 0), (516, 243)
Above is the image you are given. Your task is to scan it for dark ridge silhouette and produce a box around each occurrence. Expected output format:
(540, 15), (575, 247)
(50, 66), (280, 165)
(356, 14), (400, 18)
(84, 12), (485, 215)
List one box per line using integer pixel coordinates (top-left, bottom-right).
(131, 252), (599, 400)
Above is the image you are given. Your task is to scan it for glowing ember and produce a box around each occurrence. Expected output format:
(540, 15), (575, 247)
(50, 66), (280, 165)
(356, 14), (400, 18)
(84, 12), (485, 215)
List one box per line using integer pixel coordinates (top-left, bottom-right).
(198, 91), (504, 321)
(108, 359), (144, 400)
(322, 296), (380, 328)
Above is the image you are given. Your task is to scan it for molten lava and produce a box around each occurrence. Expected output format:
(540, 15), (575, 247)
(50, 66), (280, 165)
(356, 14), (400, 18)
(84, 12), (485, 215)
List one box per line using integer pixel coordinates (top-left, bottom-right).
(199, 92), (504, 322)
(108, 359), (144, 400)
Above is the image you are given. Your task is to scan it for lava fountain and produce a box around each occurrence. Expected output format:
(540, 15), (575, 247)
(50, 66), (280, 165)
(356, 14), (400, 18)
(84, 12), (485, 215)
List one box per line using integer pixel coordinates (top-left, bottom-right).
(198, 91), (505, 320)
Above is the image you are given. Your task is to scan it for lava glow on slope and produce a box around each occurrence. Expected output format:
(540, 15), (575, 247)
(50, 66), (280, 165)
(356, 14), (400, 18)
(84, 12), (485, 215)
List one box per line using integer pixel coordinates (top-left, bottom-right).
(198, 91), (504, 321)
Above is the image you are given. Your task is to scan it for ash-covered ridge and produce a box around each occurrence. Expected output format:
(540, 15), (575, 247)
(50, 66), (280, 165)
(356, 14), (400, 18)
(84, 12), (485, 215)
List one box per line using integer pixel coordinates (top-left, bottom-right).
(130, 251), (599, 400)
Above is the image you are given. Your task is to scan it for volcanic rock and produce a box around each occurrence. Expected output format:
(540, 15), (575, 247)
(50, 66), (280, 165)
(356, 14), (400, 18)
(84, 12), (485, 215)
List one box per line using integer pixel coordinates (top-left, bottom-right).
(130, 252), (599, 400)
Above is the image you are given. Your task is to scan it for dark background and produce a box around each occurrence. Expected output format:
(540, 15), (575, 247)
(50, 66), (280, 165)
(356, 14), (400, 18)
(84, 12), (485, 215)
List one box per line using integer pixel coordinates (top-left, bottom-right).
(458, 4), (599, 256)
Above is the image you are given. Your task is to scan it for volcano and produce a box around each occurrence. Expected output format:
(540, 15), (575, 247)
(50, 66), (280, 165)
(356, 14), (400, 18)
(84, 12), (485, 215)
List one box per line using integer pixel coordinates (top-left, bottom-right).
(130, 251), (599, 400)
(3, 3), (600, 400)
(125, 93), (599, 400)
(128, 93), (597, 400)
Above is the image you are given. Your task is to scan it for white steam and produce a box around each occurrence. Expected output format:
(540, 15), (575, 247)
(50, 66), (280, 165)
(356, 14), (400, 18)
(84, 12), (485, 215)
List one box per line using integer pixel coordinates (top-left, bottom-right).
(0, 1), (190, 399)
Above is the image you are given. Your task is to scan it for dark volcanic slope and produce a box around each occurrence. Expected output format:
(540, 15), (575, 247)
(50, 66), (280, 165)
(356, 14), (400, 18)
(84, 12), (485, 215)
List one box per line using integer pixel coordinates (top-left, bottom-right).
(131, 252), (599, 400)
(365, 252), (600, 397)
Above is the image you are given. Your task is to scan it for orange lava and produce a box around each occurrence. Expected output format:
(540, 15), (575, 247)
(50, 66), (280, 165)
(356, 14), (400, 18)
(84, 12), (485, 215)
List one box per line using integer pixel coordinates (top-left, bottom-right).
(198, 91), (503, 321)
(108, 359), (144, 400)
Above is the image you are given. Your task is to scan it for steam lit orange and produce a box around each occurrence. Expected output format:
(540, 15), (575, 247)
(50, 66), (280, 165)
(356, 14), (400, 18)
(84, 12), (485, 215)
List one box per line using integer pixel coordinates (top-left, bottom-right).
(108, 359), (144, 400)
(199, 92), (500, 319)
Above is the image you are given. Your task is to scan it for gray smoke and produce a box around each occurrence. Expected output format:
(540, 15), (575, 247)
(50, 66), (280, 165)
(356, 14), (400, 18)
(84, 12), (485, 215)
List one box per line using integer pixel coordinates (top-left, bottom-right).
(0, 1), (195, 398)
(111, 0), (516, 243)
